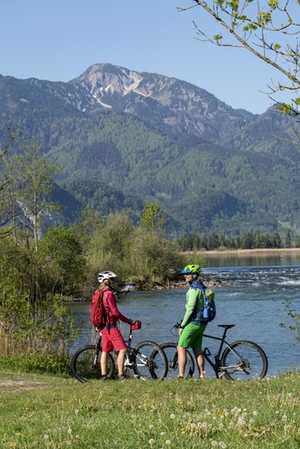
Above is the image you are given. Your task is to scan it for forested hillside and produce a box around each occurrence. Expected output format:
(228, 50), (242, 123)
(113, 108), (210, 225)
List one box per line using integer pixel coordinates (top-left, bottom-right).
(0, 64), (299, 237)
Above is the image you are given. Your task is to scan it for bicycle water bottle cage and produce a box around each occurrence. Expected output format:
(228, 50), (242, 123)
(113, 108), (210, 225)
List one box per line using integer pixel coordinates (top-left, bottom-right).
(203, 347), (211, 356)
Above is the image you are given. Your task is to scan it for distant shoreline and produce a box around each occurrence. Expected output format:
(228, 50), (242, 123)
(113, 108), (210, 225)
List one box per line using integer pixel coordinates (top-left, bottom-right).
(184, 248), (300, 256)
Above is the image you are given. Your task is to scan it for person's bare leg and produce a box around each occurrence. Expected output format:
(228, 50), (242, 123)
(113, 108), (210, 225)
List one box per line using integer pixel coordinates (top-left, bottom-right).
(117, 348), (127, 375)
(193, 348), (205, 378)
(177, 345), (187, 378)
(100, 351), (108, 376)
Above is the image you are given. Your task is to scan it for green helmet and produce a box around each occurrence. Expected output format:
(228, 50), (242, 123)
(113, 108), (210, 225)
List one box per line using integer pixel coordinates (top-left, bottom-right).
(181, 264), (201, 275)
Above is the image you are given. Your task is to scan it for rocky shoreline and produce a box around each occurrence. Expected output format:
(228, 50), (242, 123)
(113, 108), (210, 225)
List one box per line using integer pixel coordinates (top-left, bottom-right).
(127, 276), (228, 292)
(72, 277), (229, 302)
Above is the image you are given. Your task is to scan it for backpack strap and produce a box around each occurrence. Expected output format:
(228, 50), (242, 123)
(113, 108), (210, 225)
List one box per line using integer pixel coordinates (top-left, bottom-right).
(98, 286), (111, 324)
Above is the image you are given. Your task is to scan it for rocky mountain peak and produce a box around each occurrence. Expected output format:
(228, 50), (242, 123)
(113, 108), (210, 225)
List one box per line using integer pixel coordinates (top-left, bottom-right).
(66, 63), (255, 140)
(69, 63), (145, 98)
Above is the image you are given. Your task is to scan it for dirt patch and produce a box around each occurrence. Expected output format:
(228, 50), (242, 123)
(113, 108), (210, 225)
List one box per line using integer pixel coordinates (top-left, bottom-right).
(0, 380), (43, 394)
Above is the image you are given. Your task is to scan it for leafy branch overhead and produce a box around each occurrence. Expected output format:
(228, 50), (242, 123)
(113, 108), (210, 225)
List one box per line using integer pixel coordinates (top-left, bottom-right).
(179, 0), (300, 115)
(280, 298), (300, 344)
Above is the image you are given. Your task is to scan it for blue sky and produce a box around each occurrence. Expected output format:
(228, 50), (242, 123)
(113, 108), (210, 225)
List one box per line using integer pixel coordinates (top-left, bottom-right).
(0, 0), (293, 114)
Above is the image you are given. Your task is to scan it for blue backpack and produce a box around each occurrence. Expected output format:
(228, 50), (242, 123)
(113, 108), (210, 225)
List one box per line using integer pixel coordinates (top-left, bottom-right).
(201, 287), (216, 323)
(191, 282), (216, 324)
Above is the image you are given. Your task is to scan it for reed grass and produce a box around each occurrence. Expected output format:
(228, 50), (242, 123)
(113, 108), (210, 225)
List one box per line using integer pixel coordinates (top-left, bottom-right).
(1, 369), (300, 448)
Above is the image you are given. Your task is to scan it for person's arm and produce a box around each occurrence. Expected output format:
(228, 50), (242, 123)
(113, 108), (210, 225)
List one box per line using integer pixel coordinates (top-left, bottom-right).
(180, 289), (199, 328)
(104, 290), (132, 324)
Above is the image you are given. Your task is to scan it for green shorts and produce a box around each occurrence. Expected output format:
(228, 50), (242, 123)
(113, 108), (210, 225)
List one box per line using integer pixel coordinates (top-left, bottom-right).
(178, 323), (206, 349)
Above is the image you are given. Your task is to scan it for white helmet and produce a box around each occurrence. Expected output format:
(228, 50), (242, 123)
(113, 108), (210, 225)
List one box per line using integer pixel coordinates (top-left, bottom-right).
(97, 271), (117, 283)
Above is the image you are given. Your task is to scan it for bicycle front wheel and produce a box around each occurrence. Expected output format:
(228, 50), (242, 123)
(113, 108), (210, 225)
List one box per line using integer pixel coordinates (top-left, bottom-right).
(71, 345), (115, 383)
(160, 342), (195, 379)
(132, 341), (168, 380)
(221, 340), (268, 381)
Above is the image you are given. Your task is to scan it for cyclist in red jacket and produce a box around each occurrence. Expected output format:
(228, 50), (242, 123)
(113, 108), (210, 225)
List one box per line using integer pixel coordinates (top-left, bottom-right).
(97, 271), (134, 381)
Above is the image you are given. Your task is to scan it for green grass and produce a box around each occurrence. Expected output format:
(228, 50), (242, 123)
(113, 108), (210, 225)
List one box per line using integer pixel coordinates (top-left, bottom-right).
(1, 370), (300, 449)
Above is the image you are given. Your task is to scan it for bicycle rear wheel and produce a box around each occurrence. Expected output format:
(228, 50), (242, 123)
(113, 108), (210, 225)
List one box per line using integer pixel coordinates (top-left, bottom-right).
(132, 341), (168, 380)
(71, 345), (115, 383)
(160, 342), (195, 379)
(221, 340), (268, 381)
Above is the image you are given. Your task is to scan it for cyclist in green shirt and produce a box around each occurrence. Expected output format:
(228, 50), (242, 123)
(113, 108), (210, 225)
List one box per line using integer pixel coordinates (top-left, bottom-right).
(178, 264), (208, 379)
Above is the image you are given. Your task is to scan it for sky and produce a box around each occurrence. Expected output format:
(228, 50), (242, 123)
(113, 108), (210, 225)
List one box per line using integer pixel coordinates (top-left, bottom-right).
(0, 0), (295, 114)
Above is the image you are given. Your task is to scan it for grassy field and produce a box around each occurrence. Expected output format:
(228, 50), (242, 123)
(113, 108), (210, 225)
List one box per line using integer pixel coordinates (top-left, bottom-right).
(1, 369), (300, 449)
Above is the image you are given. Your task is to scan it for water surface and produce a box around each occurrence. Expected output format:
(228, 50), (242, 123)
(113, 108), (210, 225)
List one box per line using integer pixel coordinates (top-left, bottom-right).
(70, 253), (300, 378)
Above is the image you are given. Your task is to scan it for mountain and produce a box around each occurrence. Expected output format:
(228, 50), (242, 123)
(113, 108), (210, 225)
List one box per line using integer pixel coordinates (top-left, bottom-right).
(20, 63), (255, 142)
(0, 63), (299, 238)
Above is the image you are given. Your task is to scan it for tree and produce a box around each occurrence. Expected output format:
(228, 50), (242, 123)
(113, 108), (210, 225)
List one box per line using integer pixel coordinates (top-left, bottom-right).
(208, 233), (220, 250)
(0, 235), (79, 357)
(85, 211), (186, 286)
(177, 233), (201, 251)
(37, 226), (88, 297)
(285, 231), (292, 247)
(140, 201), (167, 231)
(128, 226), (185, 282)
(295, 234), (300, 247)
(85, 212), (137, 290)
(0, 127), (21, 237)
(7, 139), (60, 250)
(179, 0), (300, 115)
(272, 231), (282, 247)
(240, 232), (254, 249)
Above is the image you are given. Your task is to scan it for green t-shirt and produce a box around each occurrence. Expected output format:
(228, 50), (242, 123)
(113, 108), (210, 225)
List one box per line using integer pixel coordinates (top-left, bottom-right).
(181, 287), (204, 328)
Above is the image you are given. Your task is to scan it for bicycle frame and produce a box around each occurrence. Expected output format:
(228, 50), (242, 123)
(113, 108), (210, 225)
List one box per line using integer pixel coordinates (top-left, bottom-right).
(123, 327), (139, 376)
(81, 328), (139, 376)
(202, 325), (242, 379)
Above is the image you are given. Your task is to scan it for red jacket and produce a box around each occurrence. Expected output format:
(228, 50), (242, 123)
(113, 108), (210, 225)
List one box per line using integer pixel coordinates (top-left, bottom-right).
(102, 287), (131, 325)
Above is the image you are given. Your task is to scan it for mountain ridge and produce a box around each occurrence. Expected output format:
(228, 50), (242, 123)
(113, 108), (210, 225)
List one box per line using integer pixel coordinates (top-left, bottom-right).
(23, 62), (256, 142)
(0, 63), (299, 238)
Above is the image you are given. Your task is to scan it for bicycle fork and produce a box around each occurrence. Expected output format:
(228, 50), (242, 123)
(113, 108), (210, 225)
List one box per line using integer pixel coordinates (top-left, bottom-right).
(92, 350), (100, 369)
(124, 351), (144, 380)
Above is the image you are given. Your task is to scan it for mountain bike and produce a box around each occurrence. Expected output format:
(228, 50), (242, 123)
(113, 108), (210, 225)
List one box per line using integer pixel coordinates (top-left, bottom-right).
(157, 323), (268, 381)
(71, 322), (168, 382)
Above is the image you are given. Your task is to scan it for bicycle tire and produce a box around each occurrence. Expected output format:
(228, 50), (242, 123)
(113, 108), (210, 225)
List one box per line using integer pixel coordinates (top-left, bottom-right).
(71, 345), (115, 383)
(132, 340), (168, 380)
(159, 342), (195, 379)
(221, 340), (268, 381)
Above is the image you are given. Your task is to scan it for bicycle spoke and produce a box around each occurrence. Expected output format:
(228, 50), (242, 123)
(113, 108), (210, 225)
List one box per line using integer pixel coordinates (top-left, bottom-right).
(71, 345), (115, 382)
(159, 343), (195, 379)
(133, 341), (168, 380)
(221, 340), (268, 381)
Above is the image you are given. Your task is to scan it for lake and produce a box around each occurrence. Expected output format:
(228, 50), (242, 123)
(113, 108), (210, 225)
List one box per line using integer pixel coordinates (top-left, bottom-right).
(70, 251), (300, 378)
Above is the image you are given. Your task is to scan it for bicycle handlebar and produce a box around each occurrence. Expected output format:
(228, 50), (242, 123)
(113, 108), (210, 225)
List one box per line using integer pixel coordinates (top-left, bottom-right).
(130, 320), (142, 331)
